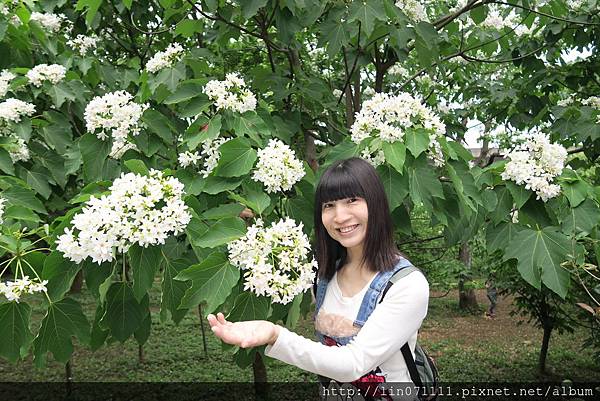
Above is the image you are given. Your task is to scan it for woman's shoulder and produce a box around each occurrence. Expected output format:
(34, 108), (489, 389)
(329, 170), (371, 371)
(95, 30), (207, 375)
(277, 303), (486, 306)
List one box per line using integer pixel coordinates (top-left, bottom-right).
(384, 265), (429, 299)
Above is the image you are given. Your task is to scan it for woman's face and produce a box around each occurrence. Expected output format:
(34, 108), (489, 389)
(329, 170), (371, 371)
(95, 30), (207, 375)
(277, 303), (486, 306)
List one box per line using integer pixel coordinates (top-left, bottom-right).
(321, 197), (369, 251)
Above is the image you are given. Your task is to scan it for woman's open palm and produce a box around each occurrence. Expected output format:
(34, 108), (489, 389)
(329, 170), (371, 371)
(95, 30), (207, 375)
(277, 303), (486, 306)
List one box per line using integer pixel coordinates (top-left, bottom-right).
(207, 312), (279, 348)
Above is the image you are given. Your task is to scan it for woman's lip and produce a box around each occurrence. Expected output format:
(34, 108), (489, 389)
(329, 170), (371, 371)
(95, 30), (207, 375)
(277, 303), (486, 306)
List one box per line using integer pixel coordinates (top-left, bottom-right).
(337, 224), (359, 234)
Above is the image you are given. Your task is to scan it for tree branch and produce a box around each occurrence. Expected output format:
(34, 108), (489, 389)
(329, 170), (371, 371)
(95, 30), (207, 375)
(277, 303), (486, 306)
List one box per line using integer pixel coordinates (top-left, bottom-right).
(490, 1), (600, 26)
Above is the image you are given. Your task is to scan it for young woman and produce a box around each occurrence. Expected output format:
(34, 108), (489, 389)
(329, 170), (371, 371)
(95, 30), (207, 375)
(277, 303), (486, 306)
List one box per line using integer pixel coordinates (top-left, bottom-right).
(208, 157), (429, 390)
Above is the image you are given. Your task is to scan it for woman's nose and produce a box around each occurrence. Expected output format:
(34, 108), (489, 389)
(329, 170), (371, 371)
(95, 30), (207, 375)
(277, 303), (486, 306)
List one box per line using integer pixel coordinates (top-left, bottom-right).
(333, 205), (350, 223)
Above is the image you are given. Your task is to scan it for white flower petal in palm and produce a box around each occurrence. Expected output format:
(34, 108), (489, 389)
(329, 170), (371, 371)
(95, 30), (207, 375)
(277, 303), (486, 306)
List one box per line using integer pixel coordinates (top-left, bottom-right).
(252, 139), (305, 193)
(228, 218), (317, 304)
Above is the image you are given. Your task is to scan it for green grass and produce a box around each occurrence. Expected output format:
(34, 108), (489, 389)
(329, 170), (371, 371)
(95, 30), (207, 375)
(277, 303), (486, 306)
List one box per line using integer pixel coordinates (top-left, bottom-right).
(1, 285), (599, 383)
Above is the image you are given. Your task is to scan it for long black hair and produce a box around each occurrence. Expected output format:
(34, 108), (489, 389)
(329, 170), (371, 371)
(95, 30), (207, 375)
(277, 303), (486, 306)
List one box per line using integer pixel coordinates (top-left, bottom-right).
(314, 158), (399, 280)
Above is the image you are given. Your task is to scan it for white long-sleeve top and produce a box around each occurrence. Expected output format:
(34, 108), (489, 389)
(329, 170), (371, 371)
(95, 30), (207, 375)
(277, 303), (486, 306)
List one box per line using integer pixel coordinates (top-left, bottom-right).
(265, 270), (429, 383)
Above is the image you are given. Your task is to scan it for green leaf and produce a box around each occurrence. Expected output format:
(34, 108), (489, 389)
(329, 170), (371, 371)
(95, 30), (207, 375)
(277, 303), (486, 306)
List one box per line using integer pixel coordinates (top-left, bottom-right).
(33, 298), (90, 366)
(185, 115), (221, 150)
(164, 82), (204, 104)
(561, 199), (600, 234)
(382, 142), (406, 173)
(414, 22), (439, 67)
(486, 222), (521, 253)
(240, 0), (269, 19)
(201, 203), (246, 220)
(42, 252), (81, 302)
(228, 186), (271, 215)
(190, 217), (246, 248)
(214, 137), (257, 177)
(174, 19), (203, 38)
(561, 179), (590, 207)
(90, 305), (109, 351)
(490, 186), (513, 224)
(320, 20), (349, 56)
(99, 282), (143, 342)
(0, 302), (33, 363)
(505, 181), (531, 209)
(128, 244), (162, 301)
(123, 159), (149, 176)
(407, 155), (444, 210)
(142, 109), (174, 145)
(377, 164), (409, 211)
(202, 176), (243, 194)
(176, 253), (240, 313)
(46, 82), (77, 107)
(0, 148), (15, 175)
(2, 186), (46, 214)
(79, 133), (112, 183)
(404, 129), (430, 158)
(160, 258), (191, 324)
(348, 0), (386, 36)
(228, 292), (270, 322)
(155, 63), (186, 92)
(504, 227), (572, 298)
(76, 0), (103, 26)
(3, 205), (40, 222)
(26, 170), (52, 199)
(40, 111), (72, 155)
(83, 260), (112, 299)
(134, 295), (151, 345)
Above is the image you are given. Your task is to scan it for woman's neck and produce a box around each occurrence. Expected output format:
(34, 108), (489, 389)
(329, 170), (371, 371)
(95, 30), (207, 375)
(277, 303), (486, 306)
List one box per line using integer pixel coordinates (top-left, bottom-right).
(344, 245), (366, 271)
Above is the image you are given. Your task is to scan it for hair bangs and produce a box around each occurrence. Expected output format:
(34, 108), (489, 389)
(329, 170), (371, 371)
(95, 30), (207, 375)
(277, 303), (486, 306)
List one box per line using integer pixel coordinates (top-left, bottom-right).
(316, 166), (365, 205)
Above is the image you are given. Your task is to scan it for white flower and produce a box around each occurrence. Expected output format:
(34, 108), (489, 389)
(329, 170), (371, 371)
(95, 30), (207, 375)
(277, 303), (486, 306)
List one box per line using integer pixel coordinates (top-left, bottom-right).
(26, 64), (67, 87)
(0, 276), (48, 303)
(332, 89), (343, 98)
(557, 98), (574, 107)
(395, 0), (428, 22)
(0, 98), (36, 123)
(204, 73), (257, 113)
(29, 12), (65, 33)
(501, 133), (567, 202)
(67, 34), (100, 56)
(7, 137), (30, 162)
(178, 137), (230, 177)
(228, 218), (317, 304)
(363, 87), (376, 98)
(0, 197), (5, 224)
(351, 92), (446, 167)
(56, 170), (191, 264)
(388, 64), (409, 77)
(252, 139), (305, 193)
(146, 43), (185, 73)
(360, 147), (385, 168)
(84, 91), (148, 159)
(0, 70), (15, 98)
(581, 96), (600, 110)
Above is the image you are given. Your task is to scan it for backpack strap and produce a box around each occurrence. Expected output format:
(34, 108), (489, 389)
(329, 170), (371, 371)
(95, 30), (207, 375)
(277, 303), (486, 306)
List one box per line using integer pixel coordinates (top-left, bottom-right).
(380, 265), (424, 389)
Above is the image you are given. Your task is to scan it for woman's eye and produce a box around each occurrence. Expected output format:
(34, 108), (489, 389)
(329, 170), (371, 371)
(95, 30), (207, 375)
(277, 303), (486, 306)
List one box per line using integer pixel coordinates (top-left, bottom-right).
(323, 203), (332, 209)
(348, 198), (357, 203)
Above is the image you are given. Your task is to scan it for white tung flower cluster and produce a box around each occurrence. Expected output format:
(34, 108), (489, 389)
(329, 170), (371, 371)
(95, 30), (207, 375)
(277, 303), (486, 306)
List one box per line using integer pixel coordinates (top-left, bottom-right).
(0, 196), (5, 224)
(7, 137), (30, 163)
(204, 73), (257, 113)
(0, 276), (48, 303)
(178, 137), (230, 177)
(228, 218), (317, 304)
(29, 11), (65, 33)
(351, 92), (446, 167)
(501, 133), (567, 202)
(0, 98), (36, 123)
(0, 70), (15, 98)
(56, 170), (191, 264)
(395, 0), (428, 22)
(146, 43), (185, 73)
(84, 91), (148, 158)
(67, 34), (100, 56)
(26, 64), (67, 87)
(252, 139), (305, 193)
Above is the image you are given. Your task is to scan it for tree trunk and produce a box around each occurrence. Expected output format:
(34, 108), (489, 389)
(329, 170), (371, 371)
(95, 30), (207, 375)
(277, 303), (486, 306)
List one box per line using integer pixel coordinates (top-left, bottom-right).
(539, 323), (553, 374)
(304, 131), (318, 172)
(198, 303), (208, 358)
(65, 360), (73, 395)
(138, 344), (145, 364)
(253, 352), (270, 400)
(375, 65), (384, 93)
(345, 84), (354, 129)
(353, 72), (361, 113)
(69, 270), (83, 294)
(458, 243), (478, 311)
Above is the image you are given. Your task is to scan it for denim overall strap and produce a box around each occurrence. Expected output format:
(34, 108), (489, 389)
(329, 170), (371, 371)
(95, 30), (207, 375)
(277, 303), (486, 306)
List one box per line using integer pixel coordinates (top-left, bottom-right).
(353, 258), (413, 327)
(314, 276), (330, 320)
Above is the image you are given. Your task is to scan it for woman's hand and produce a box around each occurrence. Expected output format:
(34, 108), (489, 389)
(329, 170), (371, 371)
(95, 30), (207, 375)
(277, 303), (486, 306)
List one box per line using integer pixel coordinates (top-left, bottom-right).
(207, 312), (280, 348)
